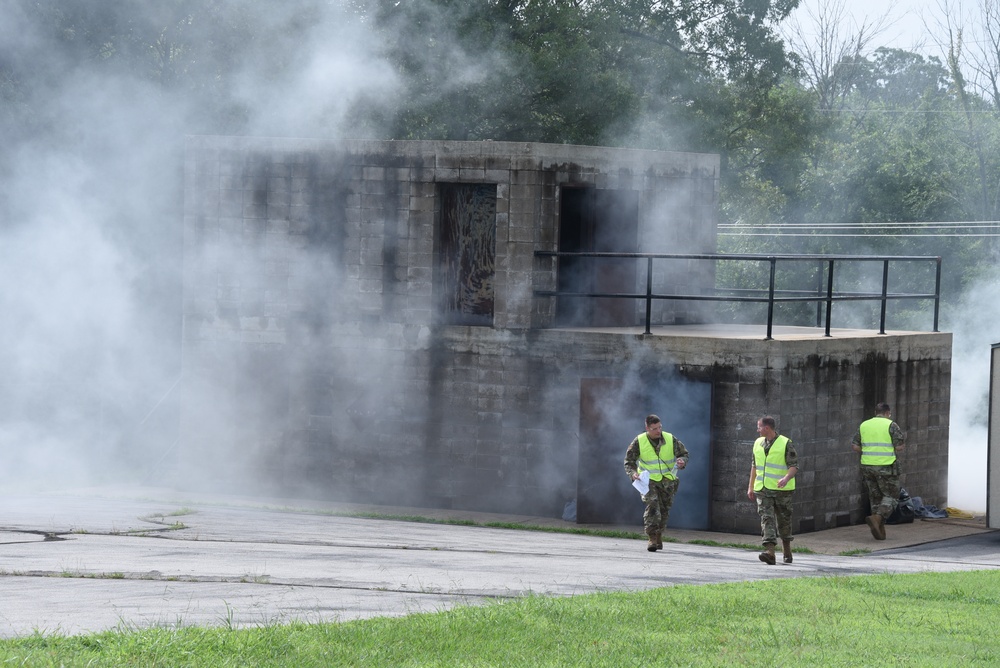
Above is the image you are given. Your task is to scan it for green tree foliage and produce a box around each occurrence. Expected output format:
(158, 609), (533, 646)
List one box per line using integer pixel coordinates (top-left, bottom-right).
(4, 0), (802, 152)
(719, 44), (999, 327)
(362, 0), (800, 147)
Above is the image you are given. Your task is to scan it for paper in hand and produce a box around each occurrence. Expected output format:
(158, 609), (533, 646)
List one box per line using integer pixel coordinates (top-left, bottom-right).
(632, 470), (650, 495)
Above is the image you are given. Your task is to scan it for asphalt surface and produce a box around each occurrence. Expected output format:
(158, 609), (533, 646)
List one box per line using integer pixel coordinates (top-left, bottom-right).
(0, 486), (996, 638)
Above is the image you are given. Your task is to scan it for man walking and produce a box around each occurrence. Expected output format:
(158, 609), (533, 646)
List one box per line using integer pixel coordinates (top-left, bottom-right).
(624, 414), (689, 552)
(747, 415), (798, 565)
(852, 402), (906, 540)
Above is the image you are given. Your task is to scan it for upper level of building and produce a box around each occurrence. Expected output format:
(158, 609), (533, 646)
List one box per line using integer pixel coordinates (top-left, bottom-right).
(183, 137), (939, 346)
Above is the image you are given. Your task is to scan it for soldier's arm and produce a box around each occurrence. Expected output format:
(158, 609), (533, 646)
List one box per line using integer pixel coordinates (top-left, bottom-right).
(784, 441), (799, 471)
(890, 422), (905, 451)
(850, 429), (863, 453)
(624, 438), (641, 479)
(673, 438), (690, 467)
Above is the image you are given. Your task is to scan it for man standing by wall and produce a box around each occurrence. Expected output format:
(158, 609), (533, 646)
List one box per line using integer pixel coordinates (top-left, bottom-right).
(852, 402), (906, 540)
(625, 414), (689, 552)
(747, 415), (798, 565)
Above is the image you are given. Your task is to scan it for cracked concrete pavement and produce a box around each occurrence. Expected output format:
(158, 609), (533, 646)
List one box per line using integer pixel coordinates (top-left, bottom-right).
(1, 486), (996, 637)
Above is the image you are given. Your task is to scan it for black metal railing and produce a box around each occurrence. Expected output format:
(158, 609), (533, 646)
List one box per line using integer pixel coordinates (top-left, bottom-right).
(533, 252), (942, 339)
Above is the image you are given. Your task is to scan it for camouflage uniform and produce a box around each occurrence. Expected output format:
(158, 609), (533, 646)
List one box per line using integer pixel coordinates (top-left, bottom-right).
(624, 434), (690, 535)
(753, 439), (798, 546)
(852, 421), (905, 519)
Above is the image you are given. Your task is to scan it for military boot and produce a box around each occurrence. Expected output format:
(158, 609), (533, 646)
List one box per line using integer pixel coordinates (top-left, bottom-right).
(865, 514), (887, 540)
(655, 533), (663, 550)
(647, 532), (658, 552)
(781, 539), (793, 564)
(758, 544), (776, 565)
(873, 514), (886, 540)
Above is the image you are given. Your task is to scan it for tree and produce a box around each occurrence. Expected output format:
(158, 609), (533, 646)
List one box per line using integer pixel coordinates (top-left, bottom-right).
(782, 0), (893, 111)
(363, 0), (801, 148)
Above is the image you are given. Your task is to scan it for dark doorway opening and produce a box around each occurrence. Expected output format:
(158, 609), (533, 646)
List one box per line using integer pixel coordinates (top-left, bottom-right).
(577, 374), (712, 529)
(556, 187), (639, 326)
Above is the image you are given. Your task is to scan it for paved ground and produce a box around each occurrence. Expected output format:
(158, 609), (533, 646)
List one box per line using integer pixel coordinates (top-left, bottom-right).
(0, 486), (996, 638)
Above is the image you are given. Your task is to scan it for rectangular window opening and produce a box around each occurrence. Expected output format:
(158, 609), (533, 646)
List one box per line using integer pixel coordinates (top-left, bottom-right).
(436, 183), (497, 326)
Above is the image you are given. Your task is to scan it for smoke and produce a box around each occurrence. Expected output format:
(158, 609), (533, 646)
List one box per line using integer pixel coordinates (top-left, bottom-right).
(0, 1), (404, 491)
(943, 276), (997, 512)
(226, 4), (401, 138)
(0, 72), (181, 489)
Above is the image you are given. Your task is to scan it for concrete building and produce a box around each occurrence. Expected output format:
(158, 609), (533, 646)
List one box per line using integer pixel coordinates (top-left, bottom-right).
(180, 136), (951, 535)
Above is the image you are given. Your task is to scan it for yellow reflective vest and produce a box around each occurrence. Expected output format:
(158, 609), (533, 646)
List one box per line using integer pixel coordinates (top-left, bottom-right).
(859, 416), (896, 466)
(753, 436), (795, 491)
(637, 432), (678, 481)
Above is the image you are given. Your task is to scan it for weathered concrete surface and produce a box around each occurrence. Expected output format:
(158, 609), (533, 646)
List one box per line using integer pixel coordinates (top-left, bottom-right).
(0, 487), (994, 638)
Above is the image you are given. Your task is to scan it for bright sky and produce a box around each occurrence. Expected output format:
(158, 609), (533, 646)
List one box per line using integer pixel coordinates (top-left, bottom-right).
(786, 0), (978, 59)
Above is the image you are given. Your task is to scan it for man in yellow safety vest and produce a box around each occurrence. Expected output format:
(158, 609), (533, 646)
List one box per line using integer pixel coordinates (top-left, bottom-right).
(747, 415), (798, 565)
(852, 402), (906, 540)
(624, 414), (689, 552)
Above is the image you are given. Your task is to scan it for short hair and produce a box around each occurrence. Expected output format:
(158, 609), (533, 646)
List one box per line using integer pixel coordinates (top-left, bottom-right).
(759, 415), (776, 429)
(645, 414), (661, 427)
(876, 402), (891, 414)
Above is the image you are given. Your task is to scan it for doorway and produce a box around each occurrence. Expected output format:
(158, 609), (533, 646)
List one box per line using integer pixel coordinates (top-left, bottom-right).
(556, 187), (639, 326)
(577, 374), (712, 529)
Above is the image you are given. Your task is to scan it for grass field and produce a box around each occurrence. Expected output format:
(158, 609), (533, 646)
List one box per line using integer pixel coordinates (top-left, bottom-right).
(1, 569), (997, 666)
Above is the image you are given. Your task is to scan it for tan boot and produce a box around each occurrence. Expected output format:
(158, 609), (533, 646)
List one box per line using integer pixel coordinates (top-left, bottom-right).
(865, 514), (886, 540)
(647, 533), (658, 552)
(758, 544), (776, 565)
(781, 539), (793, 564)
(873, 514), (886, 540)
(655, 533), (663, 550)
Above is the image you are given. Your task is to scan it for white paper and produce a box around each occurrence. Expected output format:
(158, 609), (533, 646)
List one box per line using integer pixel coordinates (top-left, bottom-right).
(632, 470), (650, 495)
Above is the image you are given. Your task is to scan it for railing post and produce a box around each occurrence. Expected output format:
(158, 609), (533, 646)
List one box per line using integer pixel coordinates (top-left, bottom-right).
(824, 260), (835, 337)
(645, 257), (653, 335)
(879, 259), (889, 334)
(815, 260), (824, 328)
(934, 257), (942, 332)
(766, 257), (777, 340)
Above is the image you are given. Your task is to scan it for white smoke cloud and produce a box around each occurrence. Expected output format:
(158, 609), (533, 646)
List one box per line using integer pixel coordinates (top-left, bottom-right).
(230, 4), (402, 138)
(0, 1), (402, 490)
(944, 276), (997, 512)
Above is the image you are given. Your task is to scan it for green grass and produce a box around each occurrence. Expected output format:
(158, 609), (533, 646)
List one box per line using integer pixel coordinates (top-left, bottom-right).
(1, 570), (998, 666)
(840, 548), (874, 556)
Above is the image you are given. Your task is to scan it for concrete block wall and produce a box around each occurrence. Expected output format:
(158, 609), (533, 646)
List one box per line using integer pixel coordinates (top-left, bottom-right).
(682, 333), (953, 534)
(375, 327), (950, 532)
(180, 136), (719, 495)
(184, 136), (719, 338)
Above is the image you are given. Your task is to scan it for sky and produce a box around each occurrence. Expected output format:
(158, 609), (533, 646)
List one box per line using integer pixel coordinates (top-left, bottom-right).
(789, 0), (962, 56)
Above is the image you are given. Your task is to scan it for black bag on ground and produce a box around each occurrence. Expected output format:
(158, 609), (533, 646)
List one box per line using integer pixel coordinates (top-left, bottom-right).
(886, 488), (916, 524)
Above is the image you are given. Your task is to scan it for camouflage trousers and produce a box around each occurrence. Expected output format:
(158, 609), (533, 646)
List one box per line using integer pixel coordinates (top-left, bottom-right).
(862, 464), (900, 519)
(755, 489), (794, 546)
(641, 477), (679, 535)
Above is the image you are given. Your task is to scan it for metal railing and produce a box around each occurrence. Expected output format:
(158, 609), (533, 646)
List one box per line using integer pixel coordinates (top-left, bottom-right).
(533, 252), (942, 339)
